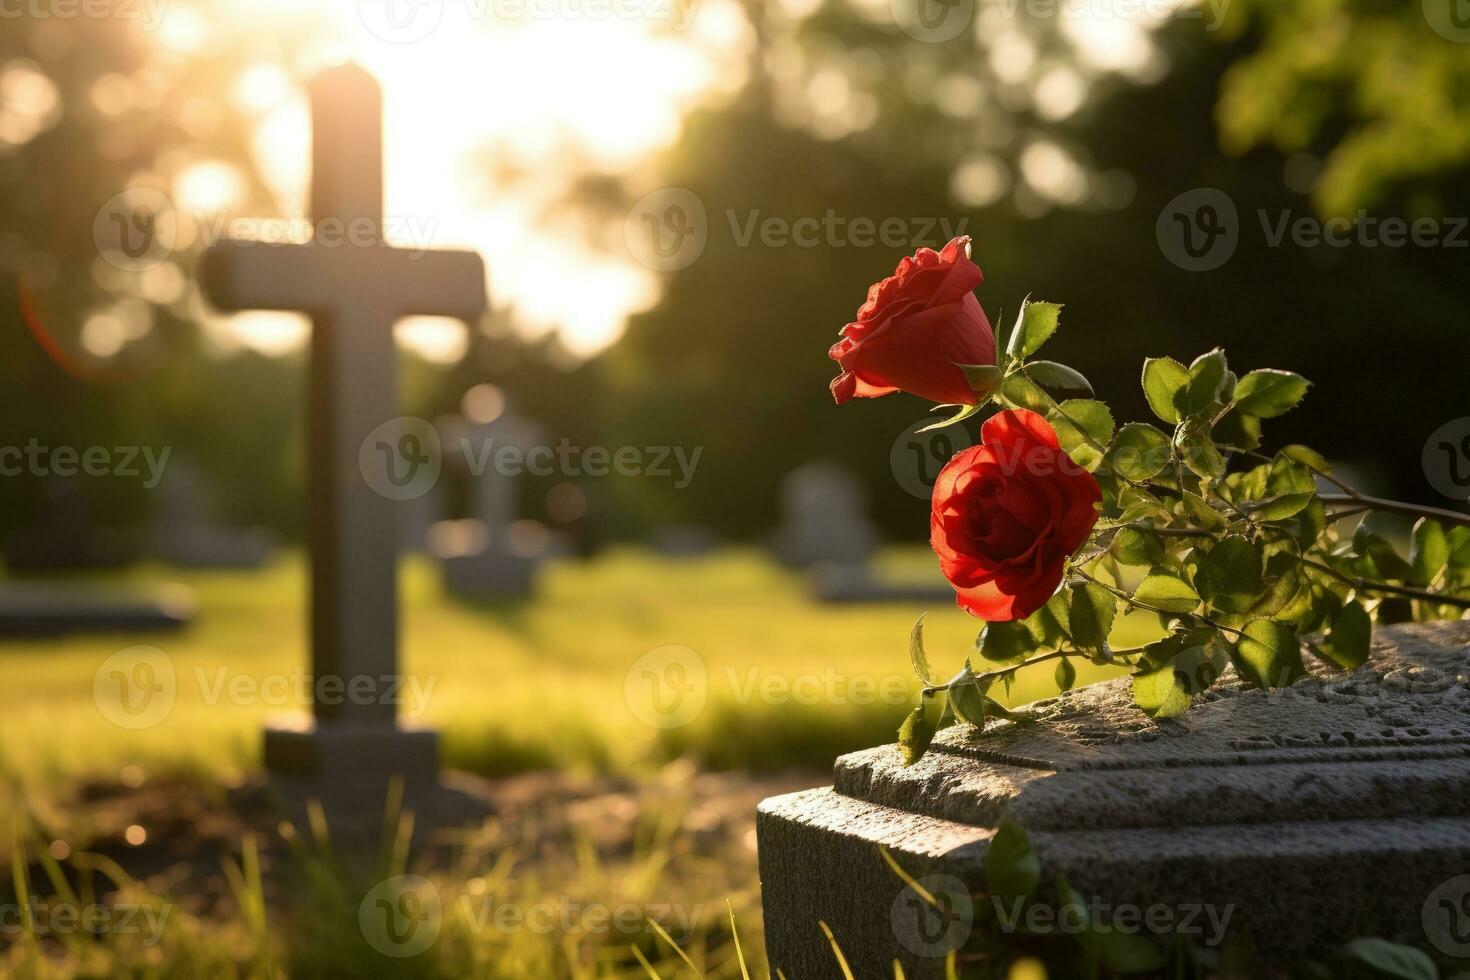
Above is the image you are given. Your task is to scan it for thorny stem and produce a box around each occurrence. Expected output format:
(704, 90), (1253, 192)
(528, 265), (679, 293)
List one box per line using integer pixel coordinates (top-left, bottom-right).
(923, 645), (1148, 695)
(1072, 566), (1249, 640)
(1318, 493), (1470, 531)
(1298, 556), (1470, 610)
(1242, 449), (1470, 530)
(1114, 522), (1212, 538)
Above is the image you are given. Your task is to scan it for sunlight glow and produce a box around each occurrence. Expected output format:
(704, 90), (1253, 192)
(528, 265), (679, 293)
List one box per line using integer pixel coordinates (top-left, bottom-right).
(187, 0), (750, 362)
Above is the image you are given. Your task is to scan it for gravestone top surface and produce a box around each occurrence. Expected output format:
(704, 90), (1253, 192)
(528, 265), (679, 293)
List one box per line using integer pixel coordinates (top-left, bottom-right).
(761, 620), (1470, 977)
(834, 620), (1470, 829)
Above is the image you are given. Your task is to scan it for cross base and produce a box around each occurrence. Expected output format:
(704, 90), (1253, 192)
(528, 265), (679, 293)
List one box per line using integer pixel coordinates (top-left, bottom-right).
(441, 552), (539, 600)
(264, 718), (488, 843)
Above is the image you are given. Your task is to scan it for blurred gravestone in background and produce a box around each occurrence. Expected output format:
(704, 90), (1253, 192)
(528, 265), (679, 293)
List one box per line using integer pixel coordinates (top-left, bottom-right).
(149, 457), (277, 568)
(772, 460), (878, 569)
(0, 476), (195, 636)
(2, 476), (138, 572)
(433, 396), (547, 600)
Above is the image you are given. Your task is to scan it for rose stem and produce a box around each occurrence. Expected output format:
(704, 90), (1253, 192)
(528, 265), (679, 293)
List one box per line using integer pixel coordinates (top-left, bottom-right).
(1072, 567), (1249, 640)
(1297, 555), (1470, 610)
(926, 645), (1148, 694)
(1241, 448), (1470, 530)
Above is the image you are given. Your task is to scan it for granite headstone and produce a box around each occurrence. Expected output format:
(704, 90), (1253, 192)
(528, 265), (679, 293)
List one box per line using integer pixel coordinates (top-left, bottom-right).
(436, 409), (544, 600)
(149, 458), (277, 568)
(759, 620), (1470, 977)
(773, 461), (878, 569)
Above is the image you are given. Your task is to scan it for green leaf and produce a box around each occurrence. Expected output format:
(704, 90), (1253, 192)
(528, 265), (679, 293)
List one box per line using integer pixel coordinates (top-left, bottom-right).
(1280, 444), (1332, 475)
(1179, 491), (1227, 530)
(1233, 369), (1311, 418)
(954, 363), (1003, 400)
(915, 401), (986, 434)
(1176, 419), (1226, 481)
(999, 372), (1051, 412)
(1053, 876), (1165, 974)
(978, 596), (1071, 661)
(1069, 582), (1117, 653)
(1107, 422), (1172, 482)
(977, 620), (1037, 663)
(1213, 407), (1262, 452)
(1336, 938), (1437, 980)
(1134, 569), (1200, 613)
(1232, 619), (1307, 689)
(1177, 348), (1228, 417)
(985, 819), (1039, 902)
(1005, 300), (1061, 359)
(1447, 526), (1470, 569)
(897, 693), (946, 766)
(1094, 928), (1168, 975)
(1196, 535), (1265, 614)
(1117, 486), (1170, 522)
(1410, 518), (1450, 587)
(908, 614), (933, 684)
(1175, 632), (1233, 693)
(1048, 399), (1113, 471)
(1248, 547), (1305, 619)
(1354, 523), (1413, 581)
(1141, 356), (1190, 425)
(1054, 657), (1077, 692)
(1110, 526), (1165, 567)
(1248, 455), (1316, 521)
(1132, 664), (1193, 718)
(949, 672), (989, 728)
(1026, 360), (1092, 394)
(1314, 599), (1371, 669)
(1252, 493), (1315, 522)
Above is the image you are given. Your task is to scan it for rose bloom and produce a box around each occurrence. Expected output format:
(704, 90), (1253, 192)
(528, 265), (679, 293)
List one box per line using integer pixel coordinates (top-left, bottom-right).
(930, 409), (1101, 621)
(828, 236), (996, 406)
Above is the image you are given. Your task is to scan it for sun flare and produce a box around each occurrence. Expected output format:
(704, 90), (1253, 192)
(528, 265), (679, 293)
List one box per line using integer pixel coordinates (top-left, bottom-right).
(161, 0), (750, 361)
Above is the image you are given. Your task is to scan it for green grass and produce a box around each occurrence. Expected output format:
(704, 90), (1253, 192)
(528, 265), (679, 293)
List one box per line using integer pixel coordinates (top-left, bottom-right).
(0, 547), (1153, 978)
(0, 547), (1152, 791)
(0, 549), (1146, 793)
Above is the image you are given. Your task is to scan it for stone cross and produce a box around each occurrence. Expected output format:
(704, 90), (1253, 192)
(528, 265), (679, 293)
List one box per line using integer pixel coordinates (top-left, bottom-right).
(437, 407), (544, 599)
(200, 63), (486, 824)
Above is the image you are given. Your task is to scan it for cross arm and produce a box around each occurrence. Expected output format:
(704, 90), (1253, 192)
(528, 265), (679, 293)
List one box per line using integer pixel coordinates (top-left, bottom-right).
(371, 248), (487, 321)
(199, 241), (329, 313)
(201, 241), (487, 322)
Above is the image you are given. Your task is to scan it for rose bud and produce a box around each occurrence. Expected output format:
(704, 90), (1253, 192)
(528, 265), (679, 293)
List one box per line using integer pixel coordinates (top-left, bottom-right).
(828, 236), (996, 406)
(930, 409), (1101, 621)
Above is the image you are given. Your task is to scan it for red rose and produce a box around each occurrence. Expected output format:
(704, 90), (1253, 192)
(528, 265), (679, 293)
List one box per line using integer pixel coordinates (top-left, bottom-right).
(828, 236), (996, 406)
(930, 409), (1101, 621)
